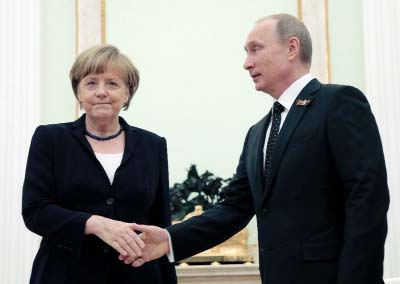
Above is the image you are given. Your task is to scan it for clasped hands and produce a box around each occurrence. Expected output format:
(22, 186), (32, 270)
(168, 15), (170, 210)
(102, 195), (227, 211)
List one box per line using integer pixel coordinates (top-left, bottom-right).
(118, 223), (170, 267)
(85, 216), (169, 267)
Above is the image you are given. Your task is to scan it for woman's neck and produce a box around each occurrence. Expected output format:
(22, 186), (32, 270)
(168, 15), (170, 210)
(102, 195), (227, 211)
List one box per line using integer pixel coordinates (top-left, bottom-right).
(85, 116), (120, 136)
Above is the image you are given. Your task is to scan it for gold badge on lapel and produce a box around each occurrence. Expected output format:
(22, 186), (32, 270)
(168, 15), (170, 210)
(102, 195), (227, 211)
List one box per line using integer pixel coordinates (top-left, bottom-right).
(296, 99), (311, 106)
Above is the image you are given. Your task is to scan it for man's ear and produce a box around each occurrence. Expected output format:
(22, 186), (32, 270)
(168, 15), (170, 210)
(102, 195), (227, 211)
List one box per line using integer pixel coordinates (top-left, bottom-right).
(287, 36), (300, 61)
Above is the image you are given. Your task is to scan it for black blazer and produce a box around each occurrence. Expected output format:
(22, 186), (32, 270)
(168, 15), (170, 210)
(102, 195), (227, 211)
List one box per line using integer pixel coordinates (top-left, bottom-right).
(22, 115), (177, 284)
(168, 79), (389, 284)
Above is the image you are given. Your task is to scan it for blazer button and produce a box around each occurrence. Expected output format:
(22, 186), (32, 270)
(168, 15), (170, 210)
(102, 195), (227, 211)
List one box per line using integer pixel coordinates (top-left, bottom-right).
(262, 208), (270, 216)
(106, 197), (114, 205)
(103, 247), (110, 254)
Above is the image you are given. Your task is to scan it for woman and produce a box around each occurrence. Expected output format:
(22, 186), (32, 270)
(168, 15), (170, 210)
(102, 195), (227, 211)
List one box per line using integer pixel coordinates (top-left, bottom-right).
(22, 44), (177, 284)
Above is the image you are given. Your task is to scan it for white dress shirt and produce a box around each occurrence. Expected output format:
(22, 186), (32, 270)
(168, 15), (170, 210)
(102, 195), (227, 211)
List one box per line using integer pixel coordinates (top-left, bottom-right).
(263, 73), (314, 167)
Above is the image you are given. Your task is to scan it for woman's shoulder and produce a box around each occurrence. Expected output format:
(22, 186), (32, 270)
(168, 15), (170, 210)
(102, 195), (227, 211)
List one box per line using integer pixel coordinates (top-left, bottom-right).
(34, 121), (74, 135)
(126, 124), (166, 142)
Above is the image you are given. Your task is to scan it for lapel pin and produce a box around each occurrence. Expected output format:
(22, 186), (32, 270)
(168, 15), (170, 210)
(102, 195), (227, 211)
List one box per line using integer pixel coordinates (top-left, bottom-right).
(296, 99), (311, 106)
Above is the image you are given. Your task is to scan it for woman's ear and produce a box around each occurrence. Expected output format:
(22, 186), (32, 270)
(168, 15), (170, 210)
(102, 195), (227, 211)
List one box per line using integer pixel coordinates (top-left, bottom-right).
(124, 91), (129, 103)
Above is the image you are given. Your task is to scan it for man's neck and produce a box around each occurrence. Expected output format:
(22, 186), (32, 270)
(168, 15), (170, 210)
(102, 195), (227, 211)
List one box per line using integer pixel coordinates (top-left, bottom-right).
(270, 67), (310, 99)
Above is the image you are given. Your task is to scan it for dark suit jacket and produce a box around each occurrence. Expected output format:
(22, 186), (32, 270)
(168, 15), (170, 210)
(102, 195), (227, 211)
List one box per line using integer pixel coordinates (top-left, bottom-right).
(22, 115), (177, 284)
(168, 79), (389, 284)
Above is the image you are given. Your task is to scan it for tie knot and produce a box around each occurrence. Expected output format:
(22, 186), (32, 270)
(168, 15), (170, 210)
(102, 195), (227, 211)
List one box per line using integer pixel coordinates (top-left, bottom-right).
(273, 101), (284, 115)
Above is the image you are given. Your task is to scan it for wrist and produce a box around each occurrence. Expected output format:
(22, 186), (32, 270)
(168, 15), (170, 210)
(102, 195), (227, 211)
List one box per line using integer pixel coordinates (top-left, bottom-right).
(85, 215), (104, 235)
(163, 229), (171, 254)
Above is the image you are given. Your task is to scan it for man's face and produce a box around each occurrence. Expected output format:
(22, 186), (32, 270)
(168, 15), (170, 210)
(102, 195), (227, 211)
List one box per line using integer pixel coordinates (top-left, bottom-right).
(243, 19), (290, 96)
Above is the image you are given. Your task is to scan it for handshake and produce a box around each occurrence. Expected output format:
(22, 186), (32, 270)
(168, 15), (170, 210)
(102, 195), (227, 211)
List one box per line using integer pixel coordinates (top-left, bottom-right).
(117, 223), (170, 267)
(85, 216), (171, 267)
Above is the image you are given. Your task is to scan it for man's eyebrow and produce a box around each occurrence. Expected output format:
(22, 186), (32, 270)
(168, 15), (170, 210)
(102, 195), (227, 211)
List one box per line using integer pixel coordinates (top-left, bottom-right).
(244, 41), (255, 52)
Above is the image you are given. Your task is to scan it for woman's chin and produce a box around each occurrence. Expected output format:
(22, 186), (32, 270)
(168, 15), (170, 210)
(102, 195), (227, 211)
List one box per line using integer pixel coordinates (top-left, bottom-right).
(87, 110), (116, 120)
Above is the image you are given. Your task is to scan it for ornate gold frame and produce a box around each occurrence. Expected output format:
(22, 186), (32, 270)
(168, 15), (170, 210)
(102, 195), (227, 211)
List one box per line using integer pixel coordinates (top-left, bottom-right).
(74, 0), (106, 118)
(298, 0), (331, 83)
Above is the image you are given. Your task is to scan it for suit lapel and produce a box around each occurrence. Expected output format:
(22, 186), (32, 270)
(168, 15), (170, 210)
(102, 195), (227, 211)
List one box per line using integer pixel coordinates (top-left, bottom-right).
(249, 112), (271, 209)
(262, 79), (322, 203)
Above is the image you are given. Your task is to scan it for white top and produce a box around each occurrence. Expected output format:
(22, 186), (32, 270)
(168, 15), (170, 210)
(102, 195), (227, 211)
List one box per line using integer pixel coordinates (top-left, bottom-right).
(95, 152), (123, 184)
(263, 73), (314, 167)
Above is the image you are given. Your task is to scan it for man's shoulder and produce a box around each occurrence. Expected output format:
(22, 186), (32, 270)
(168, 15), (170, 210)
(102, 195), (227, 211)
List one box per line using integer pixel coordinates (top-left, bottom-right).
(320, 82), (363, 95)
(315, 83), (366, 105)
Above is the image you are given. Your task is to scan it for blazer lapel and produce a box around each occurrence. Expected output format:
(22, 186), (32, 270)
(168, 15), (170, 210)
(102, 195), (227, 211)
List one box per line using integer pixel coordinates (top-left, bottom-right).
(262, 79), (322, 203)
(119, 117), (138, 167)
(71, 114), (95, 155)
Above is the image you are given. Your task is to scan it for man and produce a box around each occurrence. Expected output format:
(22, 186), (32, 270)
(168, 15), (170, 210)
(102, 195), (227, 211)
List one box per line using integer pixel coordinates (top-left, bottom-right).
(126, 13), (389, 284)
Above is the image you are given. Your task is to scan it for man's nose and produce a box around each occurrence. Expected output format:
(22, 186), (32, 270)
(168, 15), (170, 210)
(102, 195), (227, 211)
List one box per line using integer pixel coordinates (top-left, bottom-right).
(243, 56), (254, 70)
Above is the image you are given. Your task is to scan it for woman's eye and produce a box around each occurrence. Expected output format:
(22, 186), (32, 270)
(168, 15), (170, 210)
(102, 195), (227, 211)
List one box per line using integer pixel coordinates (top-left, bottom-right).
(86, 81), (97, 86)
(107, 81), (118, 88)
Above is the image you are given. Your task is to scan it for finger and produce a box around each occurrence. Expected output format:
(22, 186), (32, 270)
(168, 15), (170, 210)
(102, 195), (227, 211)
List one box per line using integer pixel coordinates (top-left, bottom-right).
(130, 223), (153, 233)
(119, 254), (128, 261)
(124, 254), (137, 265)
(127, 229), (145, 249)
(118, 236), (137, 258)
(132, 257), (146, 267)
(125, 235), (142, 257)
(113, 242), (128, 257)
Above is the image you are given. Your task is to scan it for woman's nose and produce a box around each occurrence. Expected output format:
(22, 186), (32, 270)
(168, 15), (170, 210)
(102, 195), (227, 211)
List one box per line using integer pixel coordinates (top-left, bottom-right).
(95, 83), (107, 97)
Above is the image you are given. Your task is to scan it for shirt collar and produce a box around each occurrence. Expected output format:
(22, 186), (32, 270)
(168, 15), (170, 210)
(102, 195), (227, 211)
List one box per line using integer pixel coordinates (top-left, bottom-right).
(276, 73), (314, 111)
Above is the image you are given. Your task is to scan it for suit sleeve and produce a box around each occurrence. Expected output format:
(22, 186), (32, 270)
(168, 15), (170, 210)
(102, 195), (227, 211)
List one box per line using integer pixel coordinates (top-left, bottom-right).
(22, 126), (91, 252)
(326, 87), (389, 284)
(167, 127), (256, 261)
(148, 137), (177, 284)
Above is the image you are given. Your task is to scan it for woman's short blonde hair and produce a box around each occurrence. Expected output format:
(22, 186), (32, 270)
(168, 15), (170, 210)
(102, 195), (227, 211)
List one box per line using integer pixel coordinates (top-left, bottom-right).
(70, 44), (139, 110)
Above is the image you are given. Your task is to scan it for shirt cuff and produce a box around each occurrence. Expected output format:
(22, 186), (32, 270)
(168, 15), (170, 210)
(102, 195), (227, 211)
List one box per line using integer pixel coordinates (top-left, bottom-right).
(165, 229), (175, 263)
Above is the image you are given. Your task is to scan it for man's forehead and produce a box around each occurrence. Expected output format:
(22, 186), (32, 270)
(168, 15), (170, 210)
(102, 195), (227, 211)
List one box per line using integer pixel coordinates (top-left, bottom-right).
(253, 18), (276, 33)
(245, 20), (276, 44)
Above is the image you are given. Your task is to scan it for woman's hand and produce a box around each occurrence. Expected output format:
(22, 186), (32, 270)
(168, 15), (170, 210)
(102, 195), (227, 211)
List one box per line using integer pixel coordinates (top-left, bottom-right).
(85, 215), (145, 257)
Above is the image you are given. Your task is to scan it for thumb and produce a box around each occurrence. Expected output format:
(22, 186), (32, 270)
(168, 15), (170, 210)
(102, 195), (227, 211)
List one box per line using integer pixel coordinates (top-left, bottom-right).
(130, 223), (153, 233)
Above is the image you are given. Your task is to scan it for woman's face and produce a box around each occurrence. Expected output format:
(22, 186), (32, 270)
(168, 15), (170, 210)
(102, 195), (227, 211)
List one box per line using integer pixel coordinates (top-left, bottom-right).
(78, 68), (129, 120)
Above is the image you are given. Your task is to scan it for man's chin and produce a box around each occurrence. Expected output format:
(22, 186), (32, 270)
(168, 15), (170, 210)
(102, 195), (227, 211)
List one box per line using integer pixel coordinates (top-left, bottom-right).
(254, 84), (265, 92)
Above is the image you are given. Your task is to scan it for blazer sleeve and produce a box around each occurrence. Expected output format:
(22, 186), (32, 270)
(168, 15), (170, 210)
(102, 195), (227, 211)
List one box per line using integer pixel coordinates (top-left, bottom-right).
(22, 126), (91, 252)
(327, 87), (389, 284)
(148, 137), (177, 284)
(167, 127), (256, 261)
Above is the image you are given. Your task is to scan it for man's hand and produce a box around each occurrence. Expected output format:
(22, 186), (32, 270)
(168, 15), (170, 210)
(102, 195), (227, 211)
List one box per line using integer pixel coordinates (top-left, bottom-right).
(119, 223), (170, 267)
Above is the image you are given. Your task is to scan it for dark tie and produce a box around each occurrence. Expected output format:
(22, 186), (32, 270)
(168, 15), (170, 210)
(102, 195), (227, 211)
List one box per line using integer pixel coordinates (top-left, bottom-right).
(264, 101), (285, 182)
